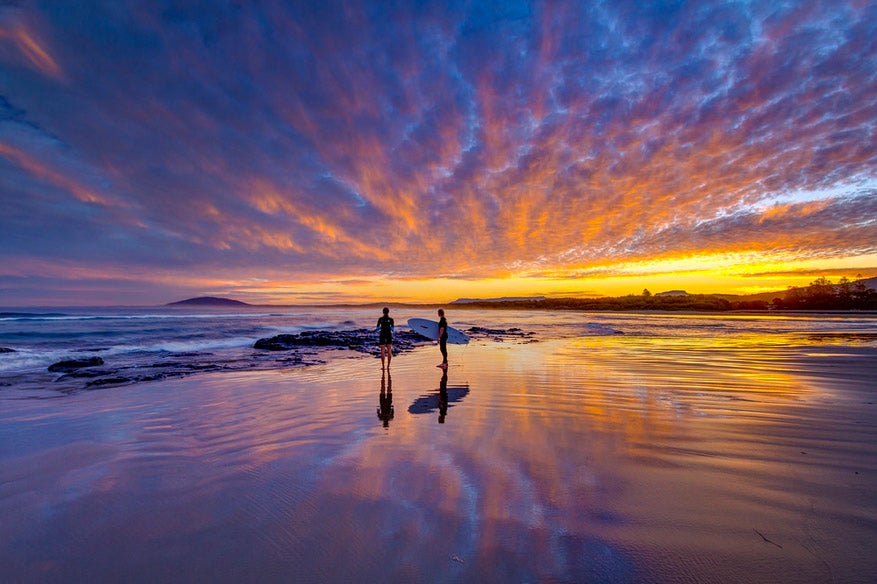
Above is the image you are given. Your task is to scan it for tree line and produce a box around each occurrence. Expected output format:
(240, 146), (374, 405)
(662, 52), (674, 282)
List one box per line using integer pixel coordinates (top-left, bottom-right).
(452, 276), (876, 312)
(455, 294), (733, 312)
(770, 276), (877, 310)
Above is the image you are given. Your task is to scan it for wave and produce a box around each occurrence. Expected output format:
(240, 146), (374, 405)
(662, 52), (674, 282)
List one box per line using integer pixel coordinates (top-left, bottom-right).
(582, 322), (623, 335)
(137, 336), (258, 354)
(0, 312), (69, 321)
(0, 311), (324, 323)
(1, 313), (270, 322)
(0, 330), (132, 340)
(0, 335), (258, 374)
(0, 348), (71, 373)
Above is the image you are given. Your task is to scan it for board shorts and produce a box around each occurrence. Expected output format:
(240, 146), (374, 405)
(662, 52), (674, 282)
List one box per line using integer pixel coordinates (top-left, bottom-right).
(379, 333), (393, 345)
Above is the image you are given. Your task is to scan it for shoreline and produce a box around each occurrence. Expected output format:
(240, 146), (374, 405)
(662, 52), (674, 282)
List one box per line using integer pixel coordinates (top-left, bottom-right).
(2, 309), (876, 399)
(5, 300), (877, 314)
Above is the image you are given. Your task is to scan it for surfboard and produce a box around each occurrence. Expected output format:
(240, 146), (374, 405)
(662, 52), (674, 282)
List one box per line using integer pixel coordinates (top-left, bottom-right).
(407, 318), (470, 344)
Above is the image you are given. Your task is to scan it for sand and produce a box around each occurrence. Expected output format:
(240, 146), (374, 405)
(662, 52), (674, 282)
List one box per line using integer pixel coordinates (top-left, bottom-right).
(1, 332), (875, 583)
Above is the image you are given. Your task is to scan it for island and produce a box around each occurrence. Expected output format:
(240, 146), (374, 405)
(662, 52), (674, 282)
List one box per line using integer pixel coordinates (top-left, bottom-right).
(166, 296), (251, 307)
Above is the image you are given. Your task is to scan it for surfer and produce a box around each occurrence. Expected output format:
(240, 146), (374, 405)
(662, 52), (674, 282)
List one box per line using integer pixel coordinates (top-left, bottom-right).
(377, 307), (394, 370)
(437, 308), (448, 369)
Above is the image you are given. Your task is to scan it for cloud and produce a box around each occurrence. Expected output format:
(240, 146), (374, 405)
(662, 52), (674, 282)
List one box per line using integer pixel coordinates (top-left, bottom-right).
(1, 0), (876, 302)
(741, 267), (877, 279)
(0, 7), (63, 79)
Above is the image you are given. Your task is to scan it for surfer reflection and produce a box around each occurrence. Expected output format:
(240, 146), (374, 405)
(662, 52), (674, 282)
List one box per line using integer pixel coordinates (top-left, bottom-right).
(438, 369), (448, 423)
(408, 369), (468, 424)
(377, 371), (394, 427)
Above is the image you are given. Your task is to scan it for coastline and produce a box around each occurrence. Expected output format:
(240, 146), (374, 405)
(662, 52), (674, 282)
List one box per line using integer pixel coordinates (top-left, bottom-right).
(2, 307), (876, 398)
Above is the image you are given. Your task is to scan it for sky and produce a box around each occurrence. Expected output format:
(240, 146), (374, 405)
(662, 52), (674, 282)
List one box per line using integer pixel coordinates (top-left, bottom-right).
(1, 0), (876, 306)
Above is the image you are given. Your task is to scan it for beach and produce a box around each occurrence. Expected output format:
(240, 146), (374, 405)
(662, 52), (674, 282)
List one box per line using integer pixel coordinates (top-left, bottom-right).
(1, 311), (876, 583)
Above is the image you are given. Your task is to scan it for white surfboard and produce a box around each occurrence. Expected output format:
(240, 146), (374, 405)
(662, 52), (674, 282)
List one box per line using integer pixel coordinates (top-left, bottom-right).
(407, 318), (469, 344)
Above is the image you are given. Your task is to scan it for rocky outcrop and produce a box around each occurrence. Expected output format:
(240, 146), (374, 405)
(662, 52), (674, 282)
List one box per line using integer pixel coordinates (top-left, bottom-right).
(254, 329), (429, 354)
(465, 326), (539, 342)
(48, 356), (105, 372)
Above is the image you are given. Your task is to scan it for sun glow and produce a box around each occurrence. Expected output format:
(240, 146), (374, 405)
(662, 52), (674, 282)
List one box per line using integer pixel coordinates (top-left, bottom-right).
(192, 251), (877, 305)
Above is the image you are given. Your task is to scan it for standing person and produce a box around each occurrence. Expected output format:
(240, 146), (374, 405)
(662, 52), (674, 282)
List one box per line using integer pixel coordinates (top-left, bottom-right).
(437, 308), (448, 369)
(377, 306), (394, 370)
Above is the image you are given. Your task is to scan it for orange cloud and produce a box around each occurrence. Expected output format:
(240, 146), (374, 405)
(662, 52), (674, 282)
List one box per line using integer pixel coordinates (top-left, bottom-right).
(0, 143), (108, 205)
(0, 16), (62, 79)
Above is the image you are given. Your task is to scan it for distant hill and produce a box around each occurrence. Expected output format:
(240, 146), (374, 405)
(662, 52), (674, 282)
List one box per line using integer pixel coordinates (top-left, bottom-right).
(655, 290), (688, 297)
(167, 296), (250, 307)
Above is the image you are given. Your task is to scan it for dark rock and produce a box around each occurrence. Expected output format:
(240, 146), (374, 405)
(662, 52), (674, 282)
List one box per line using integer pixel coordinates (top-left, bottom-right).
(0, 347), (15, 353)
(134, 374), (168, 383)
(254, 329), (430, 354)
(86, 377), (130, 388)
(184, 363), (220, 371)
(255, 329), (377, 351)
(48, 356), (105, 372)
(466, 326), (536, 340)
(56, 369), (109, 381)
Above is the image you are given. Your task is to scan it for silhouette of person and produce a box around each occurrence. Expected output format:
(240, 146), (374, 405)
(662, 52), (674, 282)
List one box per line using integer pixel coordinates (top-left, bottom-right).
(377, 371), (394, 427)
(406, 368), (468, 419)
(437, 308), (448, 369)
(438, 368), (448, 423)
(376, 306), (394, 370)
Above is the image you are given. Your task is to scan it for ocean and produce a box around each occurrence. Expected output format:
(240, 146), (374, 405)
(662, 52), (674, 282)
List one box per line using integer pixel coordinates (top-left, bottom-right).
(2, 306), (875, 397)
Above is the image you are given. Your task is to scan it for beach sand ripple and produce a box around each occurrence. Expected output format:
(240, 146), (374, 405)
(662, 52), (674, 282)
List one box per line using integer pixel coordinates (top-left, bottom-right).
(1, 312), (875, 582)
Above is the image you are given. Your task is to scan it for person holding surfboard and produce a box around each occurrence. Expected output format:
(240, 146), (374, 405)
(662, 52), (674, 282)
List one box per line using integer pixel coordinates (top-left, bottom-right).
(377, 307), (394, 370)
(437, 308), (448, 369)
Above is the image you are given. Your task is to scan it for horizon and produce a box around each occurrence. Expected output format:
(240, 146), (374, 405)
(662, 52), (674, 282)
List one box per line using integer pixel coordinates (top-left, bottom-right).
(2, 2), (877, 306)
(7, 273), (877, 310)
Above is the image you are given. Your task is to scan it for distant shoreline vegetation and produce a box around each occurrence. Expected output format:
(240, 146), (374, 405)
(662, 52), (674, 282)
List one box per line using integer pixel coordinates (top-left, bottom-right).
(769, 276), (877, 311)
(167, 276), (877, 312)
(452, 294), (736, 311)
(451, 276), (877, 312)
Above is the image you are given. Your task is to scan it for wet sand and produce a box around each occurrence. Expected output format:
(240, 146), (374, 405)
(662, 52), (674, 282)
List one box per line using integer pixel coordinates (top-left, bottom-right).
(1, 333), (875, 583)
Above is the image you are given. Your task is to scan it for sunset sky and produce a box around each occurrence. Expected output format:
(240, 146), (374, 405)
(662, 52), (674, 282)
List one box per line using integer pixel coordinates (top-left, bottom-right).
(2, 1), (876, 306)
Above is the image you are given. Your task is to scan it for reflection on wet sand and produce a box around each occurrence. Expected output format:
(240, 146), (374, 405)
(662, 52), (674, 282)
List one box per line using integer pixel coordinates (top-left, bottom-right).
(376, 371), (394, 427)
(408, 368), (469, 424)
(1, 317), (875, 584)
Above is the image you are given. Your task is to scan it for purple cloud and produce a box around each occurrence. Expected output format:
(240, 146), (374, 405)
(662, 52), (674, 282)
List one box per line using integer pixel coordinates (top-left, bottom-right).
(1, 0), (876, 303)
